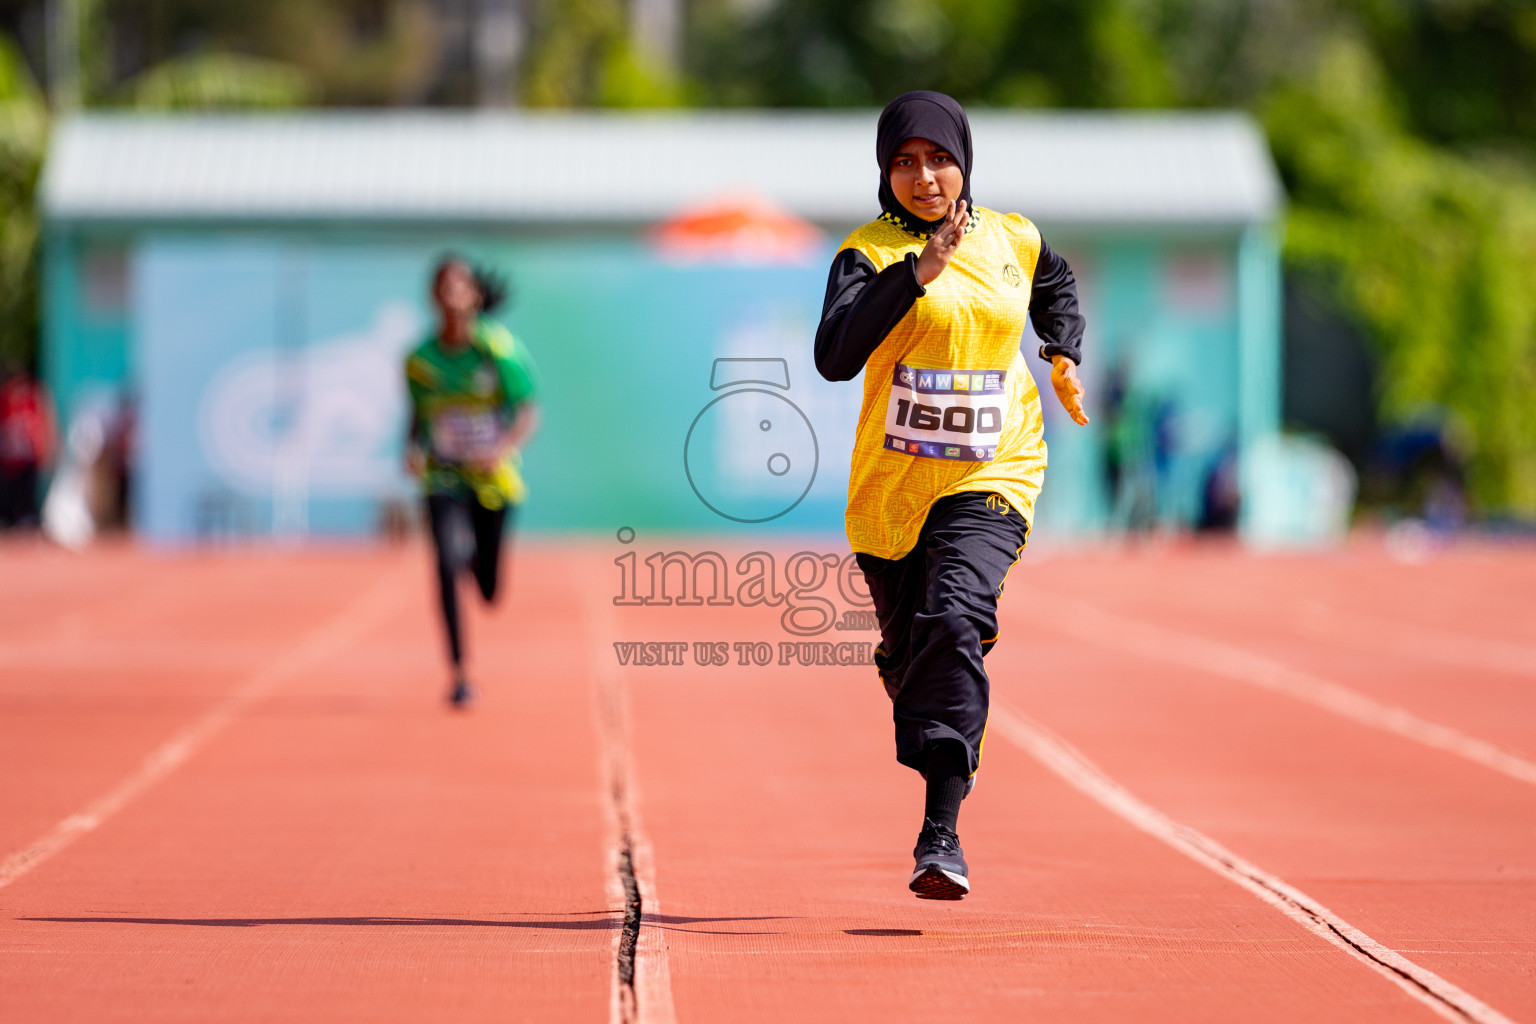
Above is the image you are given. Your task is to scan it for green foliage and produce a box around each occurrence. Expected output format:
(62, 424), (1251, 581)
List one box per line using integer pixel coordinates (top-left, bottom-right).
(120, 53), (310, 109)
(519, 0), (690, 108)
(522, 0), (627, 107)
(240, 0), (439, 106)
(1352, 0), (1536, 158)
(99, 0), (439, 105)
(599, 44), (689, 108)
(1267, 37), (1536, 512)
(0, 33), (44, 371)
(686, 0), (1245, 109)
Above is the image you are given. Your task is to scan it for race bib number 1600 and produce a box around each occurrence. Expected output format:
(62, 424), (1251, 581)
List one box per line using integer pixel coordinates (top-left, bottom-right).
(883, 363), (1007, 462)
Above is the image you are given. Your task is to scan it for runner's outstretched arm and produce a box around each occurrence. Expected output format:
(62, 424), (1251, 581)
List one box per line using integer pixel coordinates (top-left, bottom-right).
(1028, 239), (1090, 426)
(1029, 240), (1085, 365)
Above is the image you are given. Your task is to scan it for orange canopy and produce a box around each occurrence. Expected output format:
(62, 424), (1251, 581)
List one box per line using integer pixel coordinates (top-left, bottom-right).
(651, 193), (824, 263)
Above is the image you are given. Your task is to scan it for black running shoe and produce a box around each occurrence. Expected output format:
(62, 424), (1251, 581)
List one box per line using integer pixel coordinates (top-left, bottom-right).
(448, 679), (476, 709)
(909, 818), (969, 900)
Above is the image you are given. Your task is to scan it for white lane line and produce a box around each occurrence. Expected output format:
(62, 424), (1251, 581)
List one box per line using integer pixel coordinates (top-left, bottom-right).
(589, 598), (676, 1024)
(990, 701), (1516, 1024)
(0, 569), (408, 892)
(629, 813), (675, 1024)
(0, 641), (270, 672)
(1034, 594), (1536, 788)
(1288, 606), (1536, 679)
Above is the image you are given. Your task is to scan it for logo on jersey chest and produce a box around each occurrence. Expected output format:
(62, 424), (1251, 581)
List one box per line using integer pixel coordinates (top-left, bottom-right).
(1001, 263), (1022, 287)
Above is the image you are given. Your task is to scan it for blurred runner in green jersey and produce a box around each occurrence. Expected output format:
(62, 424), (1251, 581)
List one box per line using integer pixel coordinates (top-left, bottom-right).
(405, 256), (540, 708)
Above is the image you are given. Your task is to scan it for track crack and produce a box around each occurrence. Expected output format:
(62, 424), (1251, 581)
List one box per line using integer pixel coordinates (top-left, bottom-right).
(1212, 845), (1482, 1023)
(591, 596), (674, 1024)
(612, 779), (642, 1022)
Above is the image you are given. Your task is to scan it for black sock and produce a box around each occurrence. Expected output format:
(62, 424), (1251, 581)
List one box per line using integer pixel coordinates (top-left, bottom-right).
(923, 741), (969, 833)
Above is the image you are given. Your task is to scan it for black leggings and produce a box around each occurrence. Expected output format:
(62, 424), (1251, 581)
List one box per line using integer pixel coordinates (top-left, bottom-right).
(425, 493), (511, 669)
(856, 492), (1030, 777)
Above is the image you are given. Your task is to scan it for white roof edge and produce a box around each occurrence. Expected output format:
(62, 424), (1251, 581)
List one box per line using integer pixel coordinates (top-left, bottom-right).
(42, 109), (1283, 228)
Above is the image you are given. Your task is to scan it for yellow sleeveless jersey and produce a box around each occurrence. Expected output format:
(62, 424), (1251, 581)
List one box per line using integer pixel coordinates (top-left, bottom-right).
(840, 207), (1048, 559)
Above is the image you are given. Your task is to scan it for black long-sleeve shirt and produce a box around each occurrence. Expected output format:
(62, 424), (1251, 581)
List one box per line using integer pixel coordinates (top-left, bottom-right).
(814, 239), (1085, 382)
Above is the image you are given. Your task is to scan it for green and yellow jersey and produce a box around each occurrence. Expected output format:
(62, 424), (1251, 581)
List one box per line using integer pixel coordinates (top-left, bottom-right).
(815, 206), (1085, 559)
(405, 318), (539, 510)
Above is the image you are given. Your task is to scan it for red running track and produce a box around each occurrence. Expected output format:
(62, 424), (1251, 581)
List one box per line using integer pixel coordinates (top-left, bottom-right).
(1, 535), (1532, 1022)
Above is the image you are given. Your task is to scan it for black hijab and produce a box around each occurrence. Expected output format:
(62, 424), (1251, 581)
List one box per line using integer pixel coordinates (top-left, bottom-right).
(876, 90), (974, 235)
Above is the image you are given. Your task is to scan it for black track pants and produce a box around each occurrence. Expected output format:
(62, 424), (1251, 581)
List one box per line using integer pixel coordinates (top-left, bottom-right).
(425, 492), (511, 668)
(855, 491), (1030, 776)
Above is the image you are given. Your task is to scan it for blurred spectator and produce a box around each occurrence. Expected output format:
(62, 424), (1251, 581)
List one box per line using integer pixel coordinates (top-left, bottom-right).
(1149, 394), (1179, 522)
(1101, 361), (1127, 516)
(1101, 357), (1157, 533)
(0, 364), (55, 529)
(1198, 441), (1241, 532)
(42, 398), (110, 549)
(1367, 417), (1470, 532)
(96, 390), (136, 530)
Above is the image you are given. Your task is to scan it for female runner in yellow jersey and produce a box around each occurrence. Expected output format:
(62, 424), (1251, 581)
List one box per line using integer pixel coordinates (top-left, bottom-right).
(815, 91), (1089, 900)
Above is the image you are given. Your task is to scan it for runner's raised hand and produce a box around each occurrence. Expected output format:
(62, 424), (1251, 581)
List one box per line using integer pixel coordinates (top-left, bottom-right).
(1050, 355), (1089, 426)
(915, 199), (968, 286)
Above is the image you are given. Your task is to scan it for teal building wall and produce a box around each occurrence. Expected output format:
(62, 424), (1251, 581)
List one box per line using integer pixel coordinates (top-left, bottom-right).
(42, 222), (1279, 544)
